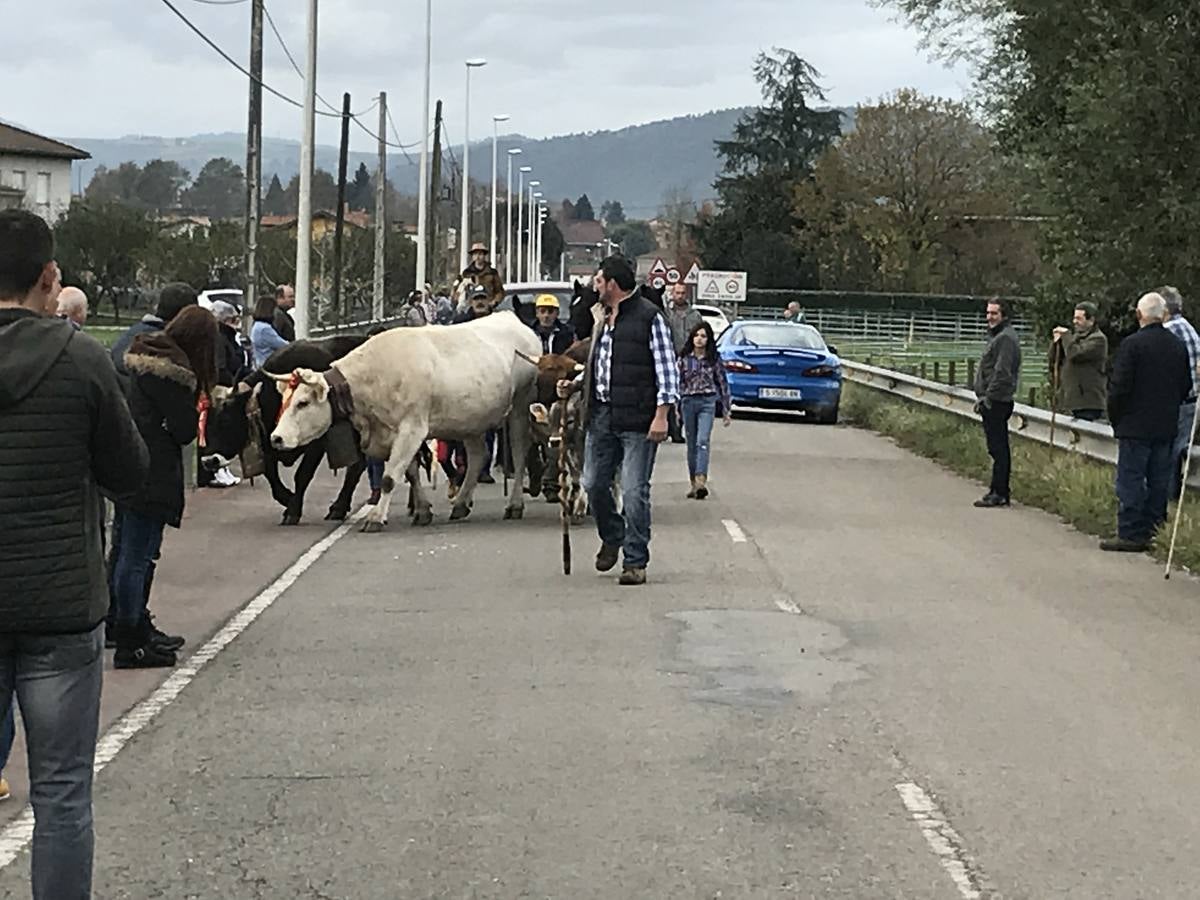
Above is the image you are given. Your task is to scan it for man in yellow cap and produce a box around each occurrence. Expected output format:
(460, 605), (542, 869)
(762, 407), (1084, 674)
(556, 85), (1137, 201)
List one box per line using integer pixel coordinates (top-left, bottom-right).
(531, 293), (573, 355)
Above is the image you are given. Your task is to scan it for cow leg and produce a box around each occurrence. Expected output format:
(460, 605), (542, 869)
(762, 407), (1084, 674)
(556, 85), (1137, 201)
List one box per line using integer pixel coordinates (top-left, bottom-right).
(363, 425), (428, 533)
(281, 443), (325, 526)
(449, 435), (486, 521)
(263, 449), (295, 512)
(326, 454), (367, 520)
(503, 390), (534, 521)
(404, 454), (433, 526)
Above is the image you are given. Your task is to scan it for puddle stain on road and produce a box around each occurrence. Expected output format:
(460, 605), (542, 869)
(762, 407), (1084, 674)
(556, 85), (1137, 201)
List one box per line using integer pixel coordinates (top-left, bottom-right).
(665, 609), (866, 708)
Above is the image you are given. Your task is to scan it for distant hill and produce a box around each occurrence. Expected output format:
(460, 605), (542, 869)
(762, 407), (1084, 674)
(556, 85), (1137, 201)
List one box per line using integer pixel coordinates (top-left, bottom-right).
(59, 106), (853, 216)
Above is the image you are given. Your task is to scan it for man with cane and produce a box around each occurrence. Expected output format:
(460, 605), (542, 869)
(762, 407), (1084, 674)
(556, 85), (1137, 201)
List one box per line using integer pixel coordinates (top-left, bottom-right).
(1051, 302), (1108, 422)
(1160, 287), (1200, 498)
(1102, 292), (1191, 552)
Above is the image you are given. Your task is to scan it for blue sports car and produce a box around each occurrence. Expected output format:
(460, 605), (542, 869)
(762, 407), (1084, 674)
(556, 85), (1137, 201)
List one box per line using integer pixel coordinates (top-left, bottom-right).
(716, 320), (843, 424)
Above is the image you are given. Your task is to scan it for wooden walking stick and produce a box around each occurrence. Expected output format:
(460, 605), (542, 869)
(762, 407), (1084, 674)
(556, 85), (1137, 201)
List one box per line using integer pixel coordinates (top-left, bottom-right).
(1049, 337), (1062, 451)
(1165, 394), (1200, 579)
(558, 404), (572, 575)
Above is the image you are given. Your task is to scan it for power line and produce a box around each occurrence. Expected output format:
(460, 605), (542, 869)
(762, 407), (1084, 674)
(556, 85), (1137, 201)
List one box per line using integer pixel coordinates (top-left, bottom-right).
(186, 0), (248, 5)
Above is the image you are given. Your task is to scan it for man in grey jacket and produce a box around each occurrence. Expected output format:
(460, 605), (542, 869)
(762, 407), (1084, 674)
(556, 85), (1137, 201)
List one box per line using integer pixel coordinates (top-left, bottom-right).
(0, 210), (149, 900)
(973, 298), (1022, 507)
(664, 284), (703, 442)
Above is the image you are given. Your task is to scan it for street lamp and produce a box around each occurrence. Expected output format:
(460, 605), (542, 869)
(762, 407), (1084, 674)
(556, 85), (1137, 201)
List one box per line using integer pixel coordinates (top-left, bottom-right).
(531, 192), (544, 280)
(505, 148), (522, 283)
(459, 58), (487, 273)
(490, 114), (510, 282)
(536, 203), (548, 280)
(414, 0), (432, 294)
(516, 166), (532, 281)
(526, 182), (541, 281)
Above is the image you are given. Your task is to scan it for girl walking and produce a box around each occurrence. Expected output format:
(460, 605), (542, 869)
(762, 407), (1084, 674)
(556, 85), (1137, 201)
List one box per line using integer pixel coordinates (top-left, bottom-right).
(678, 321), (731, 499)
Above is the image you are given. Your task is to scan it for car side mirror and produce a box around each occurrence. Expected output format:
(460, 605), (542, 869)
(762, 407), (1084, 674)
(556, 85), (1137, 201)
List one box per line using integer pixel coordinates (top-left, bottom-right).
(827, 344), (839, 356)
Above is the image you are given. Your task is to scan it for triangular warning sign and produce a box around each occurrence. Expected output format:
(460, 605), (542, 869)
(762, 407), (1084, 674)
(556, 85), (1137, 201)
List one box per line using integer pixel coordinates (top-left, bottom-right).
(703, 279), (721, 295)
(683, 262), (701, 285)
(649, 257), (668, 277)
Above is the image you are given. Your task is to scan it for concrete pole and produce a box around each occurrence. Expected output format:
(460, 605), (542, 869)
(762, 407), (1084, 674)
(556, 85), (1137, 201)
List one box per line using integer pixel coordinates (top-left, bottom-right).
(293, 0), (318, 339)
(415, 0), (432, 293)
(373, 92), (386, 320)
(244, 0), (263, 323)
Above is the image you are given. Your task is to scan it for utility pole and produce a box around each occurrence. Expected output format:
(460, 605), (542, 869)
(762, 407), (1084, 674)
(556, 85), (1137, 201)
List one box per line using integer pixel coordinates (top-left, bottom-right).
(373, 92), (386, 320)
(294, 0), (319, 339)
(429, 99), (443, 287)
(332, 92), (351, 326)
(244, 0), (264, 321)
(415, 0), (432, 293)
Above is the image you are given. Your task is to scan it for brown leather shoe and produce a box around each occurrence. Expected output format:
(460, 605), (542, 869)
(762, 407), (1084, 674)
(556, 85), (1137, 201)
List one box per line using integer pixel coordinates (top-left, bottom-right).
(595, 543), (620, 572)
(618, 567), (646, 586)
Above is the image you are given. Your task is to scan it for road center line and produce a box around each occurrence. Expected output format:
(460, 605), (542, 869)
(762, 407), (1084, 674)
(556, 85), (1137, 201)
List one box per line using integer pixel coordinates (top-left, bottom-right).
(722, 518), (748, 543)
(895, 781), (987, 899)
(0, 509), (365, 872)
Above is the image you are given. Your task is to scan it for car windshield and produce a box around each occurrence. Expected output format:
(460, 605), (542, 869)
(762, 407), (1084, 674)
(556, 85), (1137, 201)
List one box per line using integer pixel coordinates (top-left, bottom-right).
(732, 324), (826, 351)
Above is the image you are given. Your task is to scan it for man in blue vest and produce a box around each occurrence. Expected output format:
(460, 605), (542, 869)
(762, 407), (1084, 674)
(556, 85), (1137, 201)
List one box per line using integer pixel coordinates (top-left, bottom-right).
(558, 256), (679, 586)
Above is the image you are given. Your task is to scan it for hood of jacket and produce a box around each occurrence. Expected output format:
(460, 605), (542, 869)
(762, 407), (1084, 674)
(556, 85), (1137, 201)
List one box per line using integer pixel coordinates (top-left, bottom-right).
(125, 331), (197, 391)
(0, 308), (75, 410)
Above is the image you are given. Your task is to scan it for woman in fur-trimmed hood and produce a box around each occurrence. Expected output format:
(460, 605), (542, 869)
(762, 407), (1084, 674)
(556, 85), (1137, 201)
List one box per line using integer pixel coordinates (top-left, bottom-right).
(110, 305), (217, 668)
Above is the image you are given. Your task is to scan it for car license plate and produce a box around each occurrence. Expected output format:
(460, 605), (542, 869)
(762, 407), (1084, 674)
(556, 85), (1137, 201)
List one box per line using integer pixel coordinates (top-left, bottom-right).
(759, 387), (802, 400)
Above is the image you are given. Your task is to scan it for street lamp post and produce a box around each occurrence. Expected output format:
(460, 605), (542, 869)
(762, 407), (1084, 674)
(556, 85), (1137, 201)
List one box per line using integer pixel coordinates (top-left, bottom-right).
(536, 204), (547, 280)
(516, 166), (532, 281)
(531, 193), (544, 280)
(505, 149), (522, 283)
(294, 0), (319, 338)
(459, 58), (487, 273)
(414, 0), (432, 294)
(490, 114), (509, 280)
(527, 184), (541, 280)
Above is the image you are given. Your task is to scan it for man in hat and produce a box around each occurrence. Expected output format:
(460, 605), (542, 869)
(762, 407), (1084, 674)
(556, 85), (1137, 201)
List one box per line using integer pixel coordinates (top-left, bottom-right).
(460, 242), (504, 307)
(530, 293), (573, 355)
(453, 284), (493, 324)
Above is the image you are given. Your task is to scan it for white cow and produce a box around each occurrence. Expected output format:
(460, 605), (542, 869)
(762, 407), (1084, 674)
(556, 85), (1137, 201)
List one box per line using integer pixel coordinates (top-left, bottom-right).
(269, 311), (542, 532)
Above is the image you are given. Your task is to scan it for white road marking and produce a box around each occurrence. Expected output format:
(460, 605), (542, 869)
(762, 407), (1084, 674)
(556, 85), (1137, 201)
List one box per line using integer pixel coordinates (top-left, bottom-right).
(895, 782), (986, 899)
(774, 598), (803, 615)
(0, 509), (365, 872)
(722, 519), (748, 543)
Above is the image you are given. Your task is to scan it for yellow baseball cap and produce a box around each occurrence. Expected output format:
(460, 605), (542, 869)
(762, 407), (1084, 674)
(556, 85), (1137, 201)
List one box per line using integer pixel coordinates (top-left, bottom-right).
(535, 294), (560, 309)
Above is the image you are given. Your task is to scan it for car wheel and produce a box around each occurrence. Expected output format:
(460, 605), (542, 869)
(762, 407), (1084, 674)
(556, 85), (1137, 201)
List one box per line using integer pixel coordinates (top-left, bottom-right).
(816, 404), (839, 425)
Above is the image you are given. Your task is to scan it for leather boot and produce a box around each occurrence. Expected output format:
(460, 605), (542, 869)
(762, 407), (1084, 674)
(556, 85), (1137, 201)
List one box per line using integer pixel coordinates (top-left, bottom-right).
(686, 476), (698, 499)
(114, 622), (177, 669)
(694, 474), (709, 500)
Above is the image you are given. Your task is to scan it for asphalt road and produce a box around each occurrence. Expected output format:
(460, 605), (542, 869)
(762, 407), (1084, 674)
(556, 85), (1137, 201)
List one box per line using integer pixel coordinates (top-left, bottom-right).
(2, 414), (1200, 898)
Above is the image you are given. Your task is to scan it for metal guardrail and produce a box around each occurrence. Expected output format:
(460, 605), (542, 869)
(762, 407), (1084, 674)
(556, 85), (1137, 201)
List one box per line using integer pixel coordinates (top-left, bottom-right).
(843, 360), (1200, 484)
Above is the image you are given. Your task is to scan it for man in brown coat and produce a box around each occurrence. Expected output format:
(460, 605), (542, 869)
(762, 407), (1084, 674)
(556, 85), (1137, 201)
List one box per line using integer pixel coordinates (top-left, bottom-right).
(1050, 301), (1108, 421)
(460, 242), (505, 307)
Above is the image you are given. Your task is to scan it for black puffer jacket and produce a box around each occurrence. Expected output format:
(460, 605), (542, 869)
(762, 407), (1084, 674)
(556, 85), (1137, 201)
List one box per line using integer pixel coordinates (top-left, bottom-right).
(122, 332), (200, 528)
(0, 308), (148, 634)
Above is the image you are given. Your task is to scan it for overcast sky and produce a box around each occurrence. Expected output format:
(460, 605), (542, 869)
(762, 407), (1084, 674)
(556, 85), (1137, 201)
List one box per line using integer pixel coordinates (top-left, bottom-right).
(8, 0), (970, 150)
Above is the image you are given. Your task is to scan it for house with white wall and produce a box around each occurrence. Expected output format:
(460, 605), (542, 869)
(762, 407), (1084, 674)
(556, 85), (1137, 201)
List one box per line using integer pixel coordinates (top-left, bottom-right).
(0, 122), (90, 223)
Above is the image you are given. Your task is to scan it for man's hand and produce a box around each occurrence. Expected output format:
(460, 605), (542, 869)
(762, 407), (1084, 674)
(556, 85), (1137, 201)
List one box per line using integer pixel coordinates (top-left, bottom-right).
(649, 411), (669, 443)
(1052, 326), (1068, 342)
(556, 379), (576, 400)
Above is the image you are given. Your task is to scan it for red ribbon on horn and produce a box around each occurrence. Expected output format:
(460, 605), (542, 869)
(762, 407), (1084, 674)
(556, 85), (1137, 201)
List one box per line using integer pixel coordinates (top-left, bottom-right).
(197, 392), (210, 447)
(276, 371), (302, 425)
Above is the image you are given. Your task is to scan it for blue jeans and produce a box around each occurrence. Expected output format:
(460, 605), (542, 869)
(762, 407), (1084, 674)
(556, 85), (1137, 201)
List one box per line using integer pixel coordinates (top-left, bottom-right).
(681, 395), (717, 478)
(0, 627), (104, 900)
(366, 458), (385, 491)
(109, 507), (166, 628)
(1171, 402), (1196, 499)
(1116, 437), (1173, 542)
(583, 404), (659, 569)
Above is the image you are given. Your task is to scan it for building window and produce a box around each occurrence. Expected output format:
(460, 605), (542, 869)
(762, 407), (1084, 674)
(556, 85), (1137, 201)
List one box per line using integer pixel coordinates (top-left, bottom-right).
(11, 171), (26, 191)
(36, 173), (51, 206)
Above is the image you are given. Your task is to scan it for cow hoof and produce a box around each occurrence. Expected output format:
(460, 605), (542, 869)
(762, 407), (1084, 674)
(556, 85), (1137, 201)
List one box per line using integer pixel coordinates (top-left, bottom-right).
(503, 506), (524, 521)
(449, 504), (472, 521)
(280, 513), (301, 527)
(325, 507), (349, 521)
(411, 508), (434, 527)
(360, 519), (386, 534)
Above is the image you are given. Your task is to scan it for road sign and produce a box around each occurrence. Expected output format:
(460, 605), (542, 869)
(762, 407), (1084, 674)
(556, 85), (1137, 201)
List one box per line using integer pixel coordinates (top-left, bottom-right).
(697, 270), (747, 304)
(666, 267), (682, 285)
(650, 275), (667, 290)
(648, 257), (668, 278)
(683, 262), (701, 285)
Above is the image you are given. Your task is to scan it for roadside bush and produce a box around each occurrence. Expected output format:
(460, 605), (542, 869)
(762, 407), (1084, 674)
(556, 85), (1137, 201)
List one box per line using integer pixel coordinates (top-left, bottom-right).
(842, 383), (1200, 573)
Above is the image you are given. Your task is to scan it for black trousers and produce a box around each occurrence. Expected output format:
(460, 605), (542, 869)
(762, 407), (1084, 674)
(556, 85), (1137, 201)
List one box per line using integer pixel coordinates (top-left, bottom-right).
(981, 401), (1014, 498)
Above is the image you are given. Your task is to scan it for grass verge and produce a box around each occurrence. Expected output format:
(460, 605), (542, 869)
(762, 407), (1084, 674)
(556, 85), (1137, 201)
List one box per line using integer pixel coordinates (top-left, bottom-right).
(842, 382), (1200, 575)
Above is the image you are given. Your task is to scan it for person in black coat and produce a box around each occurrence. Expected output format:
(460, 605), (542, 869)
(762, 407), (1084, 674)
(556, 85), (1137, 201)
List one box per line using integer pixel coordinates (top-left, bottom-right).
(109, 306), (219, 667)
(530, 293), (574, 355)
(1102, 291), (1193, 551)
(108, 282), (199, 383)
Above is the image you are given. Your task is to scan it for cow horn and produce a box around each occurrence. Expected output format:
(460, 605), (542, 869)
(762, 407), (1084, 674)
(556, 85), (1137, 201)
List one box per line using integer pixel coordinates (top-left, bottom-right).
(573, 363), (584, 373)
(266, 371), (293, 385)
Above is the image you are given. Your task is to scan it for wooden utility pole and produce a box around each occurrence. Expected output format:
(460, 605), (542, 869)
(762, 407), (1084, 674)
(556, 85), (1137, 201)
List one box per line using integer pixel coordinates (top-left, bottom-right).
(332, 92), (351, 326)
(373, 92), (386, 320)
(429, 99), (443, 287)
(243, 0), (264, 319)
